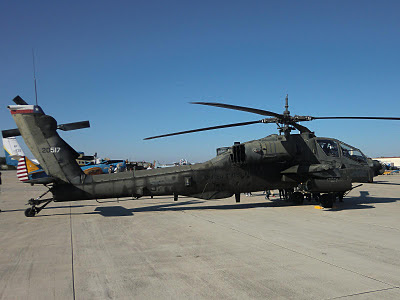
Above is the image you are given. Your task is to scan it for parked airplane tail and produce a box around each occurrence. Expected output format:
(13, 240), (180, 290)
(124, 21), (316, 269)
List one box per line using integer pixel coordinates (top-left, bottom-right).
(4, 96), (89, 184)
(16, 156), (54, 184)
(3, 137), (25, 166)
(16, 157), (29, 182)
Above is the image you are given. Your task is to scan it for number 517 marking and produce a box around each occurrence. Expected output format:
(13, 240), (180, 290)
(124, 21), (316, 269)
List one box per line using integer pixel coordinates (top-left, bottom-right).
(42, 147), (61, 153)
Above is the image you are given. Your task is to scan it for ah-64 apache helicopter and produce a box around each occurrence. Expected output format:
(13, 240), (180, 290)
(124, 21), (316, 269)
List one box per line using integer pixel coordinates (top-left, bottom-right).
(3, 95), (393, 217)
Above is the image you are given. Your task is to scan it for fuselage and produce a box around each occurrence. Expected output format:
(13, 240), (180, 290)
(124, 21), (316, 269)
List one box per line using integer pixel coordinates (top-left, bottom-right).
(51, 132), (375, 202)
(7, 103), (377, 203)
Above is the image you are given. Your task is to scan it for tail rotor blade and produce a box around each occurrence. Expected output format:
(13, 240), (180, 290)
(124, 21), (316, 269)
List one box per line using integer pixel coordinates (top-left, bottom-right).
(2, 128), (21, 138)
(57, 121), (90, 131)
(13, 96), (28, 105)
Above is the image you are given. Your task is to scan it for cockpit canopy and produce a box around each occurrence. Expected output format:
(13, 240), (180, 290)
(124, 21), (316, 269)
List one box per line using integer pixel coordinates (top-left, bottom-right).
(216, 146), (230, 156)
(316, 139), (367, 164)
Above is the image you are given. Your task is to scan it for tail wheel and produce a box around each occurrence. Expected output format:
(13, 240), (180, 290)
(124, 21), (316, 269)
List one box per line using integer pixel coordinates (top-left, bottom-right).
(25, 207), (36, 217)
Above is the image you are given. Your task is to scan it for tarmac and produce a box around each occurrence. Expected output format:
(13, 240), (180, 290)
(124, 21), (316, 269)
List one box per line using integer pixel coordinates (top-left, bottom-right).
(0, 170), (399, 299)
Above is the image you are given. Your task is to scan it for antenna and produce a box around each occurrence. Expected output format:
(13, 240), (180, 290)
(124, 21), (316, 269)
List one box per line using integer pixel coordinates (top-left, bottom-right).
(32, 49), (38, 105)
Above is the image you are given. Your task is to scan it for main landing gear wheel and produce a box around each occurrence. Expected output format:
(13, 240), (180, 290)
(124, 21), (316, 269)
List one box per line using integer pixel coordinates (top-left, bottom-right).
(25, 207), (36, 217)
(291, 192), (304, 205)
(319, 194), (334, 208)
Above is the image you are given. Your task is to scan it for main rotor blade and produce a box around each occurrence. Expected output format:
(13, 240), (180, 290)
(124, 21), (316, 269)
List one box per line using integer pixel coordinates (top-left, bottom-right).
(313, 117), (400, 120)
(144, 120), (263, 140)
(289, 122), (312, 133)
(191, 102), (284, 118)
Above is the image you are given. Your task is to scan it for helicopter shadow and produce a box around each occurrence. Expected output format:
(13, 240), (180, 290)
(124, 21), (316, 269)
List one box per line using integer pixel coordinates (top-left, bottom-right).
(37, 198), (293, 218)
(0, 203), (98, 214)
(35, 196), (192, 217)
(371, 180), (400, 186)
(37, 199), (201, 217)
(95, 200), (290, 217)
(35, 190), (400, 217)
(329, 191), (400, 211)
(94, 195), (186, 203)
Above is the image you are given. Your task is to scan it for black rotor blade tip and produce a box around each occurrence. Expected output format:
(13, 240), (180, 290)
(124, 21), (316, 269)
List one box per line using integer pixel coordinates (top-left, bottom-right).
(13, 96), (28, 105)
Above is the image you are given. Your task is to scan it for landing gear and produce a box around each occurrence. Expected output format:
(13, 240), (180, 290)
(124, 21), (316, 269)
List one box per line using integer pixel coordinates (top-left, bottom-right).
(25, 189), (53, 217)
(279, 189), (294, 201)
(235, 193), (240, 203)
(312, 193), (320, 203)
(290, 192), (304, 205)
(278, 189), (304, 205)
(337, 192), (344, 202)
(25, 207), (37, 217)
(319, 193), (334, 208)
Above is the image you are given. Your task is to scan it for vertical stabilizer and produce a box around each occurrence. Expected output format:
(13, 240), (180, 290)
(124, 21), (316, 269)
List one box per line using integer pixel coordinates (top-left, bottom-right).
(7, 98), (84, 184)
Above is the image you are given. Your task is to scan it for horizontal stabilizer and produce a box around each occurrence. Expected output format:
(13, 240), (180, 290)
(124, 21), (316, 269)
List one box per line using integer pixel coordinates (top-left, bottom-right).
(57, 121), (90, 131)
(2, 128), (21, 138)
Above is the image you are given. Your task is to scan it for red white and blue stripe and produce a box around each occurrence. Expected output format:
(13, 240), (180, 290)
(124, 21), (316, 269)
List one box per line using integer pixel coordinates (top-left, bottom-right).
(17, 157), (29, 182)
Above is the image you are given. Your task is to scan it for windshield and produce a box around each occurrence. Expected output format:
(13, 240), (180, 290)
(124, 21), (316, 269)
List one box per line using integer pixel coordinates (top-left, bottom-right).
(340, 143), (367, 163)
(317, 139), (339, 157)
(216, 147), (230, 156)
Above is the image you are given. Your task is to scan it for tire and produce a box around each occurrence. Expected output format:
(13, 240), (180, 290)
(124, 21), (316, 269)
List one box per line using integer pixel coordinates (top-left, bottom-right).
(25, 207), (36, 217)
(291, 192), (304, 205)
(320, 194), (333, 208)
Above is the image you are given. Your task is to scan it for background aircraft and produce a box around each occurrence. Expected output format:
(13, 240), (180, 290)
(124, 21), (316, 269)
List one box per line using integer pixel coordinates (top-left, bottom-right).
(2, 137), (39, 166)
(16, 156), (127, 184)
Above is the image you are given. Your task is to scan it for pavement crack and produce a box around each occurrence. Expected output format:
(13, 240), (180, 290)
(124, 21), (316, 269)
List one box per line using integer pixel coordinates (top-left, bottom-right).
(69, 202), (76, 300)
(326, 286), (399, 299)
(182, 210), (397, 289)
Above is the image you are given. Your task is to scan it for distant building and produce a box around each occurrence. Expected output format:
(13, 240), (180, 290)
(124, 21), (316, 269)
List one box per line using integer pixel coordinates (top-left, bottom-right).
(372, 157), (400, 168)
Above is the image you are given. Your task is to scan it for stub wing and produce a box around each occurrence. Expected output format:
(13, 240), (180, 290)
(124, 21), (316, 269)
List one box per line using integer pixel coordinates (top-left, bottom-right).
(281, 164), (340, 177)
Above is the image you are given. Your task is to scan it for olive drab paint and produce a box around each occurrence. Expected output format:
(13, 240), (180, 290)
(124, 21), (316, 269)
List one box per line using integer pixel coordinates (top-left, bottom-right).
(3, 95), (387, 216)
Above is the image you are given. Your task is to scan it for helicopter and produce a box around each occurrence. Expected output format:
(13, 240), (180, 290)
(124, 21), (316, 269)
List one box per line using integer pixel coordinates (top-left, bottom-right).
(3, 95), (393, 217)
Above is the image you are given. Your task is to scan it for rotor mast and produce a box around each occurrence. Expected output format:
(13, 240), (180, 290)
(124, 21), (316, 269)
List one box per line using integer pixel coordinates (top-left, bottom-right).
(280, 94), (292, 136)
(284, 94), (290, 116)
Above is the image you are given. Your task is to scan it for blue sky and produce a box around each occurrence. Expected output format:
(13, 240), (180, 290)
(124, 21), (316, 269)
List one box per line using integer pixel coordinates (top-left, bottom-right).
(1, 0), (400, 162)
